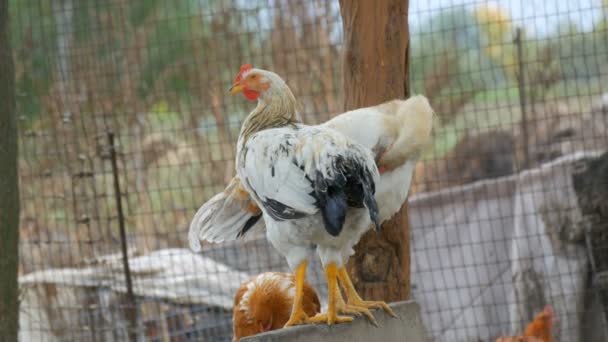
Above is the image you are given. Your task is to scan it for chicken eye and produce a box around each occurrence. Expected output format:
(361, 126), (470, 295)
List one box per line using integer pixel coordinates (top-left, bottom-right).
(250, 75), (257, 80)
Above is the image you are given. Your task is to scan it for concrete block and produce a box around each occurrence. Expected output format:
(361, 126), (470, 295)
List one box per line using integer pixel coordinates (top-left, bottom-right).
(242, 300), (428, 342)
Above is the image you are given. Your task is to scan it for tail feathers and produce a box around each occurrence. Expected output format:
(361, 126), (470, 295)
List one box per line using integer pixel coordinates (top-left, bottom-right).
(358, 161), (381, 231)
(188, 191), (227, 251)
(363, 181), (380, 231)
(188, 178), (265, 252)
(379, 95), (434, 171)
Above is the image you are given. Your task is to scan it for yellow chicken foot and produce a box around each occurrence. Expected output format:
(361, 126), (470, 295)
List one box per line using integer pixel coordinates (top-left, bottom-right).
(334, 285), (378, 326)
(338, 267), (397, 318)
(284, 261), (312, 327)
(308, 263), (354, 325)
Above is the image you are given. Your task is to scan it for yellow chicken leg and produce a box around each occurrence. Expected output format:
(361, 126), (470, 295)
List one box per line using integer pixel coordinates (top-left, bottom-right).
(308, 263), (354, 325)
(338, 267), (397, 318)
(284, 260), (311, 327)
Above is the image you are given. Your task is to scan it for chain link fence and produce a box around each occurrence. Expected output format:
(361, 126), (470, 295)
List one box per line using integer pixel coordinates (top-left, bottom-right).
(9, 0), (608, 341)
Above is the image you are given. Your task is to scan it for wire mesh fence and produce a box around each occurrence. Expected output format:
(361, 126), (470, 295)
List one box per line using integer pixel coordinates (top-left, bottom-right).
(9, 0), (608, 341)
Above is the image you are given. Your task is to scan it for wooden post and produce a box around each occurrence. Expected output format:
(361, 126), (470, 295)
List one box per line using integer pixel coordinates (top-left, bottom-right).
(0, 0), (21, 339)
(339, 0), (411, 302)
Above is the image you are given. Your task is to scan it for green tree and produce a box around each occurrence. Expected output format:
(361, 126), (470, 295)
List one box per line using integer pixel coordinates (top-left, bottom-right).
(410, 7), (505, 122)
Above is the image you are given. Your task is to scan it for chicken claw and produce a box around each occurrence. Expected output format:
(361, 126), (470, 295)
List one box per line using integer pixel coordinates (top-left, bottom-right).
(308, 312), (353, 325)
(338, 267), (398, 319)
(284, 309), (311, 327)
(309, 263), (354, 325)
(336, 289), (378, 326)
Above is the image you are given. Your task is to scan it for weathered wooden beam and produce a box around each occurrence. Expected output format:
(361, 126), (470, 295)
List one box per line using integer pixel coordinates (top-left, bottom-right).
(339, 0), (411, 302)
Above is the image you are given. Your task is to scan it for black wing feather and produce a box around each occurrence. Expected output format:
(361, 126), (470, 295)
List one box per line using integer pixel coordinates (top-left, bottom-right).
(313, 155), (380, 237)
(263, 198), (310, 221)
(236, 214), (263, 238)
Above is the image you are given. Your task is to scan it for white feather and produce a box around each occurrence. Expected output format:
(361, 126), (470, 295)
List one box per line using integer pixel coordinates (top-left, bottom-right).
(188, 178), (263, 251)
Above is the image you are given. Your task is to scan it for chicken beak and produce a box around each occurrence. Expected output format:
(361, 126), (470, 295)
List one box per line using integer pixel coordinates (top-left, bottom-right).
(229, 82), (245, 94)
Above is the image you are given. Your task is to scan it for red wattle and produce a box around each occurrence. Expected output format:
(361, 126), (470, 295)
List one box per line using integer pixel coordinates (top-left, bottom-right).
(244, 90), (260, 101)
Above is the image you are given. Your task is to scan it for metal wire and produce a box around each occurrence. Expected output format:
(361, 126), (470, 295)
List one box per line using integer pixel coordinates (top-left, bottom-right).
(9, 0), (608, 341)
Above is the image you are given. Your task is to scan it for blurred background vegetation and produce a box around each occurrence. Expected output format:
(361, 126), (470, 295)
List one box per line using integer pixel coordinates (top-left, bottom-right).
(11, 0), (608, 273)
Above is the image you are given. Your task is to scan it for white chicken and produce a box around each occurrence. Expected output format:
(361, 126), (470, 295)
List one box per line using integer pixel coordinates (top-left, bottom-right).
(189, 65), (434, 326)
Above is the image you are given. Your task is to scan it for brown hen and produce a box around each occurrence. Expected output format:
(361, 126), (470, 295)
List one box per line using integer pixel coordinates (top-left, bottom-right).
(233, 272), (320, 341)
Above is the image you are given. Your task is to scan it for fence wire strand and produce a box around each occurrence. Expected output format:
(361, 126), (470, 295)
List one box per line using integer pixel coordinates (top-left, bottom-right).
(8, 0), (608, 341)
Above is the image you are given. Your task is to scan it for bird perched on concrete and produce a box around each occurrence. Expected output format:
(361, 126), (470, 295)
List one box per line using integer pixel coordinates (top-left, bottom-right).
(232, 272), (320, 341)
(189, 65), (434, 327)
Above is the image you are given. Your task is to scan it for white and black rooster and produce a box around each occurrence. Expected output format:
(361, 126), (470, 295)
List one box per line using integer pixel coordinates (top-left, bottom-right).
(189, 65), (434, 327)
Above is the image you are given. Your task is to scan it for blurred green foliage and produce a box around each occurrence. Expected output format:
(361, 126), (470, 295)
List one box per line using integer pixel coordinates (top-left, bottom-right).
(9, 0), (263, 122)
(9, 1), (608, 124)
(10, 0), (57, 119)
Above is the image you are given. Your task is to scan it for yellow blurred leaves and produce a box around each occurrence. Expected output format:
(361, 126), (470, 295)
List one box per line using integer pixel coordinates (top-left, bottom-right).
(474, 4), (516, 79)
(474, 4), (512, 44)
(151, 101), (169, 113)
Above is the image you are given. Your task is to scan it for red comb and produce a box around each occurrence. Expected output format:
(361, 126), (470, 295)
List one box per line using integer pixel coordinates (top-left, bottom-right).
(234, 64), (253, 83)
